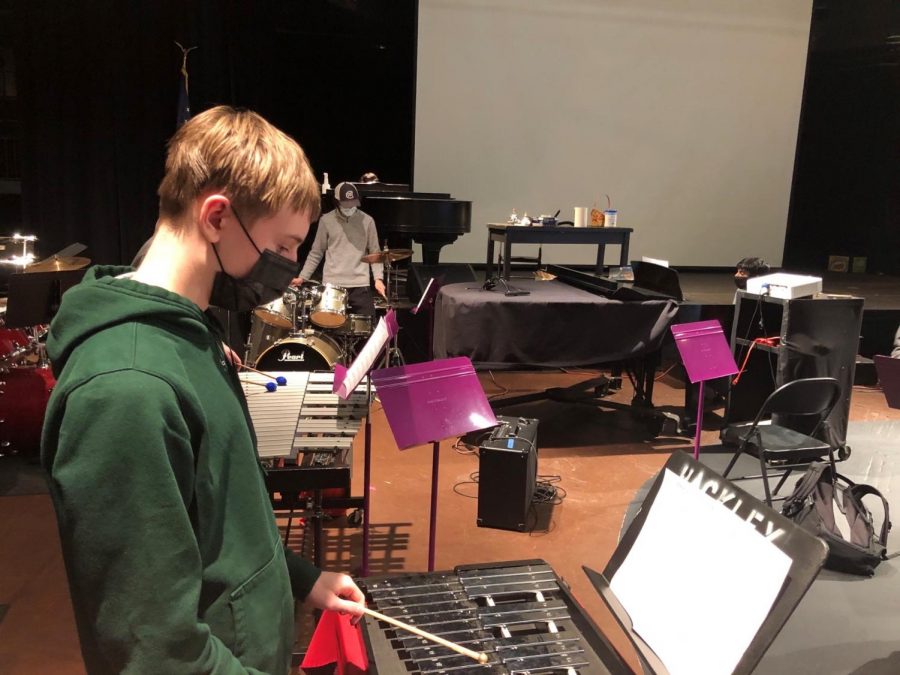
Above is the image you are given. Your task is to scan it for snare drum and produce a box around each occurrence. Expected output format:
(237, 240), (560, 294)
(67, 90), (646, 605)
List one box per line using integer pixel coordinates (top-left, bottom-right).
(309, 283), (348, 329)
(254, 333), (342, 372)
(0, 327), (33, 367)
(336, 314), (372, 336)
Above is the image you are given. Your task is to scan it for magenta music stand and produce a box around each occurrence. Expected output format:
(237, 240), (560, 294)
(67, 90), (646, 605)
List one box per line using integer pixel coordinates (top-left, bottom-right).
(671, 320), (739, 459)
(371, 357), (497, 571)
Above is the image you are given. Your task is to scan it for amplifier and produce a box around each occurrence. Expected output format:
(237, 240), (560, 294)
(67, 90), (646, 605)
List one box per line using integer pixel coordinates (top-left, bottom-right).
(477, 416), (539, 532)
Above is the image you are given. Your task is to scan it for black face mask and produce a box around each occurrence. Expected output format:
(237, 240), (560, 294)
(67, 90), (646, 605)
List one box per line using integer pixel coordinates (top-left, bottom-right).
(208, 208), (300, 312)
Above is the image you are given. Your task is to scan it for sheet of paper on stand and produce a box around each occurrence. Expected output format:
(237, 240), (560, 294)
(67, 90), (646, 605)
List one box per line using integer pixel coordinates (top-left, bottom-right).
(370, 356), (497, 449)
(609, 468), (791, 675)
(333, 309), (398, 399)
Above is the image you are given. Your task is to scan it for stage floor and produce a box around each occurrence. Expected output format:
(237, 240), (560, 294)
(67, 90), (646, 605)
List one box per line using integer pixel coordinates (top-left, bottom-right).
(1, 369), (898, 673)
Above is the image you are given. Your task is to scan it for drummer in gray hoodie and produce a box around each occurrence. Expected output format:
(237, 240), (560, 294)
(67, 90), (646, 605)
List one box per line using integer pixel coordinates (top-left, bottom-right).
(294, 181), (386, 317)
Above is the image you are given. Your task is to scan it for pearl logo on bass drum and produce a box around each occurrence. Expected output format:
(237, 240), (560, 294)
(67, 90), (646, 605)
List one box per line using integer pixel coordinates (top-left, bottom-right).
(278, 348), (305, 362)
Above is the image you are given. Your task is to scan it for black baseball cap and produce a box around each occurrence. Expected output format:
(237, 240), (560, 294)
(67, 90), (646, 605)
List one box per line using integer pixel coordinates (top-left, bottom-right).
(334, 181), (361, 207)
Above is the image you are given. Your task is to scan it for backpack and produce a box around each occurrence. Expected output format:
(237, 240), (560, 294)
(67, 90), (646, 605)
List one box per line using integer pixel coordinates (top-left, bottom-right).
(781, 462), (891, 576)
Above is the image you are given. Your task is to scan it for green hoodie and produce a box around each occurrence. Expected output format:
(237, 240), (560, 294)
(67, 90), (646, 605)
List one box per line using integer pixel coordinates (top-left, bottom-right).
(41, 266), (321, 674)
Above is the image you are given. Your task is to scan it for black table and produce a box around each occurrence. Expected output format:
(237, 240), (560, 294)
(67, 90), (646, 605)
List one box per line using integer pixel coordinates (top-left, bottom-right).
(433, 279), (677, 369)
(485, 224), (633, 280)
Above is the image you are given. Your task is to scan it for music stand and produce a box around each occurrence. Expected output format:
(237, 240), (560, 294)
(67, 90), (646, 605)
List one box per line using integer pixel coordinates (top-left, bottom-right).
(410, 277), (439, 360)
(671, 320), (738, 459)
(874, 355), (900, 409)
(371, 357), (497, 571)
(332, 310), (399, 576)
(585, 451), (827, 675)
(5, 269), (87, 328)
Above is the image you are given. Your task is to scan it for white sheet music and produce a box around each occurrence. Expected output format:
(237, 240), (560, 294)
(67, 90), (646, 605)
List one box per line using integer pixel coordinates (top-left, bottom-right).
(609, 469), (791, 675)
(333, 309), (397, 400)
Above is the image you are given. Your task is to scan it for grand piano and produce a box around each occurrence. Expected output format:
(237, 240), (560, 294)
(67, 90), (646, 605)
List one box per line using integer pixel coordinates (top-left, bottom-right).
(327, 182), (471, 264)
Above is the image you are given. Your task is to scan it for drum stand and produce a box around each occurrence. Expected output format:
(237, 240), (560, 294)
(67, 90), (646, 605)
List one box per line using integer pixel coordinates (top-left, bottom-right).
(384, 252), (411, 306)
(382, 330), (405, 368)
(374, 301), (405, 368)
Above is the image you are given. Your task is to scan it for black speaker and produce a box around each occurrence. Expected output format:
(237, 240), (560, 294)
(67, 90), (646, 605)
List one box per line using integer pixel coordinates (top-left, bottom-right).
(477, 417), (538, 532)
(407, 263), (478, 301)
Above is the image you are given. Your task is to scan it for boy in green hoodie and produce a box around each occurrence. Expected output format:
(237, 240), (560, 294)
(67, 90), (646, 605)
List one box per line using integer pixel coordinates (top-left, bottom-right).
(41, 106), (365, 674)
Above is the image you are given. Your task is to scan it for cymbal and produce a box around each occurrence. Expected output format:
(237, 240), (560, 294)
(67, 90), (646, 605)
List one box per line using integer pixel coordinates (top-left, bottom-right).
(361, 248), (413, 264)
(24, 255), (91, 273)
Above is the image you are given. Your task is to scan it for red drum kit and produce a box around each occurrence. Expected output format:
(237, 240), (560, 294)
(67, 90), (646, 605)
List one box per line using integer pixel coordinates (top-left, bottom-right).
(0, 235), (91, 456)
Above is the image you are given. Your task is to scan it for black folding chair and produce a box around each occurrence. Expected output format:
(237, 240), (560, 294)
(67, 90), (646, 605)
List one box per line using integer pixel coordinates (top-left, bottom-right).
(721, 377), (843, 506)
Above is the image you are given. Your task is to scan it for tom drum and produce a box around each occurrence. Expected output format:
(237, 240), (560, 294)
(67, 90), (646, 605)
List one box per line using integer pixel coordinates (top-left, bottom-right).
(309, 284), (348, 329)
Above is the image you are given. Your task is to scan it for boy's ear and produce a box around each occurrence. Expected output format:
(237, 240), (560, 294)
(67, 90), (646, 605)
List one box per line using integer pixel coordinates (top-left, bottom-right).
(197, 194), (231, 243)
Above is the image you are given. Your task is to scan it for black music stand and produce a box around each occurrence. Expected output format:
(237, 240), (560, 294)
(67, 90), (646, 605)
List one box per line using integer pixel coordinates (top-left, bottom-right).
(584, 451), (827, 675)
(874, 355), (900, 409)
(410, 277), (439, 360)
(5, 269), (87, 328)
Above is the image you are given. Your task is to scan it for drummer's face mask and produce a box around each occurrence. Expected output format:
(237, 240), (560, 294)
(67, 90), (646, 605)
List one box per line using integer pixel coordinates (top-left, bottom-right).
(339, 205), (357, 218)
(208, 207), (300, 312)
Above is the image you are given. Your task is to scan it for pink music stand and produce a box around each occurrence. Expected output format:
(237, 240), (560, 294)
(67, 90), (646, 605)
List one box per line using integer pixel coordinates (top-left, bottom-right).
(671, 320), (739, 459)
(371, 357), (497, 571)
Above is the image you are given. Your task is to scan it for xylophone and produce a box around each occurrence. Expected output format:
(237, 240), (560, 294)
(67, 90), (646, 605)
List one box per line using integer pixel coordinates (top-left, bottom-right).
(242, 370), (369, 489)
(241, 370), (371, 564)
(360, 560), (630, 675)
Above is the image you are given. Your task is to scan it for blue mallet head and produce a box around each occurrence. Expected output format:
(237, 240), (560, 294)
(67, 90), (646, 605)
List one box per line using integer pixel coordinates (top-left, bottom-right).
(265, 381), (277, 393)
(276, 376), (287, 386)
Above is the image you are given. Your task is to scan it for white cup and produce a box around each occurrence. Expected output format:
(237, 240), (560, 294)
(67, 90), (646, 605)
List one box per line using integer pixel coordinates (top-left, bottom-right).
(603, 209), (618, 227)
(574, 207), (588, 228)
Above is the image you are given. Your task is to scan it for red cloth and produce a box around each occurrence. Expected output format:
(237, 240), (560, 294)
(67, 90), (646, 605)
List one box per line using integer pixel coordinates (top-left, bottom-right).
(301, 610), (369, 675)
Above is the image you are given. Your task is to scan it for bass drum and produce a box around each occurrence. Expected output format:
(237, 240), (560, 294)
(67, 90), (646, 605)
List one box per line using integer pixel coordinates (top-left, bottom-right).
(255, 333), (342, 372)
(0, 366), (55, 456)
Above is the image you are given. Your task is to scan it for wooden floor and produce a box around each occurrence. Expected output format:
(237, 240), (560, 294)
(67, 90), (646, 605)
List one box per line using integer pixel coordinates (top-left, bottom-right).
(1, 368), (898, 674)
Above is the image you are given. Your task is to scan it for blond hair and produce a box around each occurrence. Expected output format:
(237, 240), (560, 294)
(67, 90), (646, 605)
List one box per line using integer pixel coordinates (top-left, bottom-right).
(157, 106), (320, 225)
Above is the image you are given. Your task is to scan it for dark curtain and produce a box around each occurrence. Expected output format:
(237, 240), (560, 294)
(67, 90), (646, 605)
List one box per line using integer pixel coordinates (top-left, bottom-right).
(15, 2), (187, 264)
(11, 0), (416, 265)
(783, 0), (900, 276)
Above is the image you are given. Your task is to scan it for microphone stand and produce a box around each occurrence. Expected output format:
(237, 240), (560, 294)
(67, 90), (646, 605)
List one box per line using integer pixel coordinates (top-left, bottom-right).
(483, 276), (530, 297)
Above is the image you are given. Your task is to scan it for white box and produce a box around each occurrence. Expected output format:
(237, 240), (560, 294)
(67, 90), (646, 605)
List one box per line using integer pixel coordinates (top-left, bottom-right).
(745, 273), (822, 299)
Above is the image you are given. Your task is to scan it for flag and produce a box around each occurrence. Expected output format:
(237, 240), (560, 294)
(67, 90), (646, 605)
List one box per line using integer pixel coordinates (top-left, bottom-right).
(301, 610), (369, 675)
(175, 42), (197, 128)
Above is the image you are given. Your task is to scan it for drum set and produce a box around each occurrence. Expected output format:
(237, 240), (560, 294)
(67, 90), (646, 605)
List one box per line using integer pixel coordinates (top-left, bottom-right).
(245, 283), (374, 372)
(244, 247), (413, 372)
(0, 235), (92, 456)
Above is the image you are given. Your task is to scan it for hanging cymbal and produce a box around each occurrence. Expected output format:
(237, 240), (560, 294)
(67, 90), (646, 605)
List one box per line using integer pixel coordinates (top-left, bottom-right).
(361, 248), (413, 264)
(24, 255), (91, 273)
